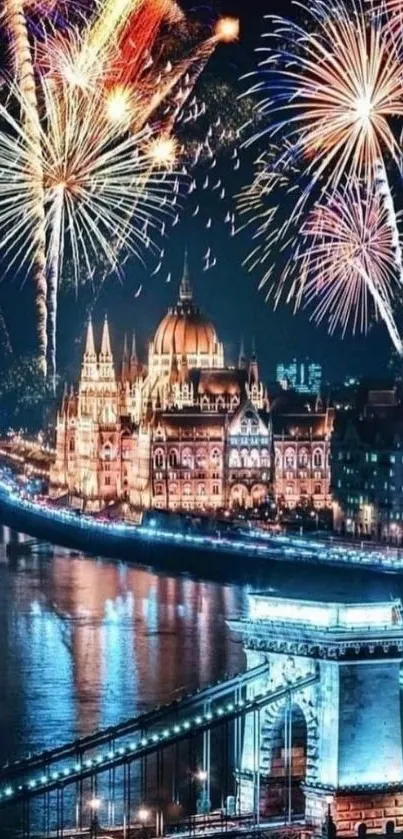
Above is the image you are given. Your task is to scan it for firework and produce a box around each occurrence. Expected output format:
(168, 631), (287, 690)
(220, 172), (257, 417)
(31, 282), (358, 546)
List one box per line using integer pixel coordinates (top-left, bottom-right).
(4, 0), (48, 375)
(247, 1), (403, 188)
(289, 182), (403, 353)
(0, 80), (177, 391)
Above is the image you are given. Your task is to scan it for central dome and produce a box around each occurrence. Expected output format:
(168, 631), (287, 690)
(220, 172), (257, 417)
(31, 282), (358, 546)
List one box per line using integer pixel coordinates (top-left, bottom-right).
(153, 262), (218, 358)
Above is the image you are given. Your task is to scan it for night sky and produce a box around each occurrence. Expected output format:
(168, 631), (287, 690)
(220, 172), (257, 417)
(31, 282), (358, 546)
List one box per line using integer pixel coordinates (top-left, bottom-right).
(0, 0), (396, 385)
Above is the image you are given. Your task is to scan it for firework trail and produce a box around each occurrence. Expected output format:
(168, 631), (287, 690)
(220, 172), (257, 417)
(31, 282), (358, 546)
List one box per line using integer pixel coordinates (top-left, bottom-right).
(0, 79), (177, 391)
(292, 182), (403, 353)
(4, 0), (47, 375)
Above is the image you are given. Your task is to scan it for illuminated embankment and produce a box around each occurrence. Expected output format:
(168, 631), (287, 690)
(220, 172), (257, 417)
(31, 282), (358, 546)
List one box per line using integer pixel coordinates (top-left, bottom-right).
(0, 470), (401, 576)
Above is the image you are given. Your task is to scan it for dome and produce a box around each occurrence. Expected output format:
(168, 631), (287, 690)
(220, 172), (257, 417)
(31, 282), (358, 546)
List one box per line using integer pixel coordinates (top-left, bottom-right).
(154, 308), (218, 356)
(152, 258), (219, 357)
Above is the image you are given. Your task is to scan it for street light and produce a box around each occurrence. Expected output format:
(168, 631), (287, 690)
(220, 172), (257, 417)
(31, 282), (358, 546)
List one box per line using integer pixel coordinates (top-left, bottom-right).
(89, 798), (101, 839)
(138, 806), (151, 839)
(196, 769), (208, 782)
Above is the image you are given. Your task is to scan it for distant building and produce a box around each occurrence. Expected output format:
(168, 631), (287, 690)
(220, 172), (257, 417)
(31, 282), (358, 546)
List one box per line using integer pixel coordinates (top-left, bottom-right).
(270, 392), (334, 510)
(276, 359), (322, 394)
(331, 388), (403, 540)
(50, 260), (275, 513)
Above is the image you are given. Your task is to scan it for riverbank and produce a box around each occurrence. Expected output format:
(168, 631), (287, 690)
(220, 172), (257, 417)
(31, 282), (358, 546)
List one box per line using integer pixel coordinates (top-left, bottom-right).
(1, 468), (403, 581)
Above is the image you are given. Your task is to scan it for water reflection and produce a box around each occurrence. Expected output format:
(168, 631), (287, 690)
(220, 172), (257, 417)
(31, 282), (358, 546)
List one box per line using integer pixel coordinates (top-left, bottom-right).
(0, 545), (246, 765)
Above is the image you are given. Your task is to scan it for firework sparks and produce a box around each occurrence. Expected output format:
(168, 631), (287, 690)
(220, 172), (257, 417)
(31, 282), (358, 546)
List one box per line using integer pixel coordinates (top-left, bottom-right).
(290, 182), (403, 353)
(0, 79), (177, 390)
(4, 0), (48, 375)
(247, 1), (403, 187)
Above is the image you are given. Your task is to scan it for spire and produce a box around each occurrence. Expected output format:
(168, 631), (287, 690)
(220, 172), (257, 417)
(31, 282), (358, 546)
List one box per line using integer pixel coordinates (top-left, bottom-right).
(131, 330), (137, 361)
(249, 338), (259, 385)
(84, 318), (96, 357)
(238, 335), (247, 369)
(100, 315), (112, 356)
(179, 248), (193, 302)
(121, 333), (129, 380)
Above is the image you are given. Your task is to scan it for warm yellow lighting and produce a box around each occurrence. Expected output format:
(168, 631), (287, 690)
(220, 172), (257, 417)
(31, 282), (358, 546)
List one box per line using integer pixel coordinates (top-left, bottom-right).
(138, 807), (150, 822)
(148, 136), (177, 168)
(215, 17), (240, 43)
(89, 797), (101, 811)
(106, 86), (133, 125)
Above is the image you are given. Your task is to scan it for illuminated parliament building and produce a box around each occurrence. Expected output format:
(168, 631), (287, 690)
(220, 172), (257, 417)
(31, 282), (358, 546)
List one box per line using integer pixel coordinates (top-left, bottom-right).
(50, 262), (333, 513)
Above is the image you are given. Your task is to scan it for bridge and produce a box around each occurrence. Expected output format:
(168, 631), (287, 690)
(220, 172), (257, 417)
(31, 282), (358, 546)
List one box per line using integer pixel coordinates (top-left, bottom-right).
(0, 662), (317, 839)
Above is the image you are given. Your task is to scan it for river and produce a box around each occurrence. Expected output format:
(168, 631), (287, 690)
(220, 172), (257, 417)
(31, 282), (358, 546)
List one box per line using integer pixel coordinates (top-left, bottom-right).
(0, 526), (402, 769)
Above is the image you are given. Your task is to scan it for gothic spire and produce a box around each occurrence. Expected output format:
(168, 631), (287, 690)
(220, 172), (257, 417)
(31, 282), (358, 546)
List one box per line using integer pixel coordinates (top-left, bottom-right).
(238, 335), (247, 369)
(100, 315), (112, 356)
(179, 248), (192, 302)
(249, 338), (259, 385)
(131, 330), (137, 360)
(121, 333), (129, 380)
(84, 317), (96, 357)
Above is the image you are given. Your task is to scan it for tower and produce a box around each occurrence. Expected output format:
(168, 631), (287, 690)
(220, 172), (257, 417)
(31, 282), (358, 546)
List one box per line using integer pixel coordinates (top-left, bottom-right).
(81, 318), (98, 383)
(99, 315), (115, 382)
(231, 594), (403, 834)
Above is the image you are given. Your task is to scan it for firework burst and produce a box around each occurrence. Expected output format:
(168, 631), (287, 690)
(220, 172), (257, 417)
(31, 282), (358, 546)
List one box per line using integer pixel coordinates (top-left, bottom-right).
(0, 78), (177, 389)
(290, 181), (403, 352)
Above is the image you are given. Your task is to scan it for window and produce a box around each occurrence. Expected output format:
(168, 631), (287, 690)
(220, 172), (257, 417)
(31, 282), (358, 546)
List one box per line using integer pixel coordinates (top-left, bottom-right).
(229, 449), (240, 468)
(155, 450), (164, 469)
(313, 450), (322, 468)
(182, 448), (193, 468)
(371, 453), (378, 463)
(69, 438), (75, 453)
(213, 485), (220, 495)
(250, 449), (260, 468)
(104, 445), (112, 461)
(211, 448), (221, 467)
(285, 448), (295, 468)
(105, 462), (110, 472)
(196, 448), (207, 467)
(169, 450), (178, 468)
(314, 483), (322, 495)
(155, 483), (163, 496)
(105, 476), (111, 486)
(183, 483), (191, 496)
(299, 450), (308, 467)
(198, 483), (206, 496)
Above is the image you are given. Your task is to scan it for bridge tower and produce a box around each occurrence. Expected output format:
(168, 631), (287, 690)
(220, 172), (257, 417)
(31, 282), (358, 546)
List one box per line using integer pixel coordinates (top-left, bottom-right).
(230, 595), (403, 835)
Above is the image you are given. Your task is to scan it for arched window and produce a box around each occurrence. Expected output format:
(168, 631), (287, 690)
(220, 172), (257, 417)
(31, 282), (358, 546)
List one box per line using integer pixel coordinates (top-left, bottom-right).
(299, 449), (309, 467)
(285, 448), (295, 468)
(313, 449), (323, 468)
(250, 449), (260, 468)
(69, 438), (75, 453)
(229, 449), (241, 468)
(155, 483), (163, 496)
(198, 483), (206, 496)
(182, 448), (193, 468)
(103, 444), (112, 461)
(183, 483), (192, 496)
(314, 482), (322, 495)
(154, 449), (164, 469)
(169, 449), (178, 468)
(241, 448), (249, 468)
(169, 482), (178, 495)
(275, 451), (282, 469)
(262, 449), (270, 468)
(211, 448), (221, 467)
(286, 484), (294, 496)
(241, 420), (248, 435)
(196, 448), (207, 467)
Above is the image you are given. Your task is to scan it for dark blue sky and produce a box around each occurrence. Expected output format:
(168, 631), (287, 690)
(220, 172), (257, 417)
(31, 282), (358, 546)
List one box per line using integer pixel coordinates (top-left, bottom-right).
(0, 0), (396, 383)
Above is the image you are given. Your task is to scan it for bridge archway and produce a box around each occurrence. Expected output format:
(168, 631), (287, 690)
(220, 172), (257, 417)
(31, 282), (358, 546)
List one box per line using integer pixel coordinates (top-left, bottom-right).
(262, 701), (308, 819)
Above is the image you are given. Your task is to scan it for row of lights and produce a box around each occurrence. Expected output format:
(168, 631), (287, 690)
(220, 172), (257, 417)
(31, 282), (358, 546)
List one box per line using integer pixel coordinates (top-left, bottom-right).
(0, 698), (249, 803)
(0, 464), (401, 574)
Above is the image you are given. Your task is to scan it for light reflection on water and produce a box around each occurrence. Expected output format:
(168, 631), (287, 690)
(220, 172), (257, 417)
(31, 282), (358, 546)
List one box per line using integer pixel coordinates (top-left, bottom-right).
(0, 534), (246, 766)
(0, 524), (401, 770)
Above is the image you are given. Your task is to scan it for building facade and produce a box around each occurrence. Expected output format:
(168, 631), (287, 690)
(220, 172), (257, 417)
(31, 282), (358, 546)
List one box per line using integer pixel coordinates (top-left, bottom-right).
(271, 394), (334, 510)
(276, 358), (322, 394)
(331, 389), (403, 540)
(50, 265), (275, 512)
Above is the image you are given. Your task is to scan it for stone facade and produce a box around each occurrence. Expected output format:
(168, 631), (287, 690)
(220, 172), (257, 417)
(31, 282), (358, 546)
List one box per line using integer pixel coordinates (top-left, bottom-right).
(50, 265), (274, 512)
(230, 596), (403, 835)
